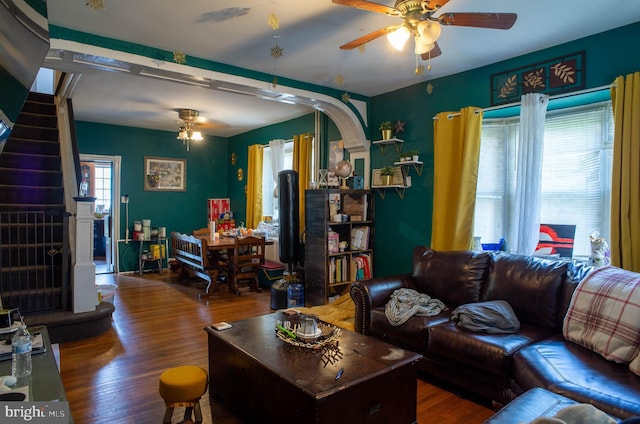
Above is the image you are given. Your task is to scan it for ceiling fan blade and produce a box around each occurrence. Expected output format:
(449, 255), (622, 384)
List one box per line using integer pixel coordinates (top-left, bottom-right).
(438, 13), (517, 30)
(339, 25), (400, 50)
(420, 42), (442, 60)
(331, 0), (399, 16)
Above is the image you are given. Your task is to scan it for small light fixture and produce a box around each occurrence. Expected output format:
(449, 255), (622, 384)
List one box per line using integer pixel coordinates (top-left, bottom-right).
(416, 21), (442, 45)
(414, 36), (435, 55)
(176, 109), (204, 151)
(387, 25), (411, 51)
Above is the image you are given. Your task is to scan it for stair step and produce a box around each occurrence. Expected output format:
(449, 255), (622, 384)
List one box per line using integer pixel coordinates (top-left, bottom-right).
(0, 185), (64, 205)
(0, 138), (60, 156)
(15, 112), (57, 129)
(0, 204), (65, 213)
(19, 100), (56, 116)
(26, 92), (55, 105)
(1, 285), (64, 313)
(0, 167), (62, 186)
(8, 125), (58, 142)
(0, 151), (61, 171)
(25, 302), (115, 344)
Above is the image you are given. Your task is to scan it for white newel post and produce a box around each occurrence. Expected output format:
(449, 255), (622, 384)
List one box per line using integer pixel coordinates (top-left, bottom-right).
(73, 197), (98, 313)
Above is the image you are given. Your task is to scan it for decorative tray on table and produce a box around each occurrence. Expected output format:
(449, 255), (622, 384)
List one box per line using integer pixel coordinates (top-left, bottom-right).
(275, 315), (341, 349)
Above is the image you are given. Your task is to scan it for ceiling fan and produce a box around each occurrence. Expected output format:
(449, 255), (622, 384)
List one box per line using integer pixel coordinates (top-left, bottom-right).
(333, 0), (517, 62)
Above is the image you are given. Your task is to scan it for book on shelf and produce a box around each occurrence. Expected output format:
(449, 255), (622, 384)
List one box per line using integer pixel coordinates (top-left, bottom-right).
(329, 256), (349, 284)
(350, 226), (370, 251)
(328, 231), (339, 253)
(351, 254), (372, 281)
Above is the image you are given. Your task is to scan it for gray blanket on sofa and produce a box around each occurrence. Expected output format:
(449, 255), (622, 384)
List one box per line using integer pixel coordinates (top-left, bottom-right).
(385, 288), (448, 326)
(450, 300), (520, 334)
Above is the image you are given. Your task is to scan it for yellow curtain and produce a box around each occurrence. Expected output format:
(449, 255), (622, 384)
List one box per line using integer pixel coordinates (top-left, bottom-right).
(293, 133), (312, 237)
(245, 144), (263, 229)
(431, 107), (483, 251)
(610, 72), (640, 271)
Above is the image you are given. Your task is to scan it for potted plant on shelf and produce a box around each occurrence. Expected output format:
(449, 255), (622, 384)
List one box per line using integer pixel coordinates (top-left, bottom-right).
(379, 121), (394, 140)
(407, 150), (419, 162)
(380, 166), (395, 185)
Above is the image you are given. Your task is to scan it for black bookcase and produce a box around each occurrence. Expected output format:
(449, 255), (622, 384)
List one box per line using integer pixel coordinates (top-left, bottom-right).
(304, 189), (374, 306)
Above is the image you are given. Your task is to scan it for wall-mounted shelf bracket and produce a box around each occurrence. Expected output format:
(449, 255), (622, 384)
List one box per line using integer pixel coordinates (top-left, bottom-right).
(372, 185), (406, 200)
(394, 160), (423, 176)
(372, 138), (403, 155)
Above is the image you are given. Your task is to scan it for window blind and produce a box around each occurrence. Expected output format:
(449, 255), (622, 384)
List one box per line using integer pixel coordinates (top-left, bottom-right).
(474, 102), (613, 258)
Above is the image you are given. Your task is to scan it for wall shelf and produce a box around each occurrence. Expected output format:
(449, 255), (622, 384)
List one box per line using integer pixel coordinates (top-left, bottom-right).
(371, 185), (406, 199)
(394, 160), (423, 176)
(372, 138), (403, 155)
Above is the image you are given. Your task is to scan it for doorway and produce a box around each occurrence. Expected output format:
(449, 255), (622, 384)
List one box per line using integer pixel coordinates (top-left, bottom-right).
(79, 154), (122, 274)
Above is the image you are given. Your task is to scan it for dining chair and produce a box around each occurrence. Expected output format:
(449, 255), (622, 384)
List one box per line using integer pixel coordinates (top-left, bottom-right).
(192, 228), (230, 285)
(230, 236), (265, 295)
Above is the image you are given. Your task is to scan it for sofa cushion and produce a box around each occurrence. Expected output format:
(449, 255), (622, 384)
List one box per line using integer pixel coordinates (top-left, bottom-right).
(513, 334), (640, 419)
(484, 388), (579, 424)
(370, 306), (449, 353)
(484, 254), (568, 330)
(563, 266), (640, 374)
(428, 320), (555, 377)
(411, 247), (491, 307)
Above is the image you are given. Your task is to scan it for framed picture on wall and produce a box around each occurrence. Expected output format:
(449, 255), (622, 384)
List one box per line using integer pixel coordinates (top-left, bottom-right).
(144, 157), (186, 191)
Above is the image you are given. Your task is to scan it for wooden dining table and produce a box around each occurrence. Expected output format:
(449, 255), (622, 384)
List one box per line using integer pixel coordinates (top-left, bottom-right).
(204, 235), (274, 251)
(203, 236), (274, 292)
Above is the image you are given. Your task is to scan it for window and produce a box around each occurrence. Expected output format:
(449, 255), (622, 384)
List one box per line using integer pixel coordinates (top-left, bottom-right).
(474, 102), (614, 258)
(262, 142), (293, 221)
(93, 162), (112, 214)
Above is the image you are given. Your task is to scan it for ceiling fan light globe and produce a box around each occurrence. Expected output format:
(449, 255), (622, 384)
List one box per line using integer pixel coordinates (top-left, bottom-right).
(414, 37), (434, 54)
(387, 25), (411, 51)
(417, 20), (441, 45)
(192, 131), (203, 141)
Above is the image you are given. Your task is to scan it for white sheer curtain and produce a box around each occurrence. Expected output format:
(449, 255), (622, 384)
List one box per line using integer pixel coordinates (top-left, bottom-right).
(269, 139), (285, 198)
(514, 93), (549, 254)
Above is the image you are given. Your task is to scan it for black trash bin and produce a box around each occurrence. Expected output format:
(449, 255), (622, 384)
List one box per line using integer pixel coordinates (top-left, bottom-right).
(270, 280), (288, 310)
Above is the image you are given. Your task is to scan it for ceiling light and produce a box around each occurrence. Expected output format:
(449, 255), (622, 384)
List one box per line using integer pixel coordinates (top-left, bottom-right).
(416, 20), (442, 45)
(176, 109), (203, 151)
(387, 25), (411, 51)
(414, 36), (435, 55)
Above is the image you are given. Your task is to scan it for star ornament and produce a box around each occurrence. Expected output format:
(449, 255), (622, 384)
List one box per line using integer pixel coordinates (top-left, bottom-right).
(268, 13), (280, 30)
(426, 82), (434, 95)
(341, 92), (351, 103)
(173, 51), (186, 65)
(270, 44), (284, 59)
(86, 0), (105, 10)
(394, 120), (406, 134)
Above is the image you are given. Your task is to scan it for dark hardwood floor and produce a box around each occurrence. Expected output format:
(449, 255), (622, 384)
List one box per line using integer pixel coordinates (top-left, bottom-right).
(59, 271), (494, 423)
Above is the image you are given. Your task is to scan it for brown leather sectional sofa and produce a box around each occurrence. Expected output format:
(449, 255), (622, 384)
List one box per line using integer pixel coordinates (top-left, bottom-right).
(349, 247), (640, 419)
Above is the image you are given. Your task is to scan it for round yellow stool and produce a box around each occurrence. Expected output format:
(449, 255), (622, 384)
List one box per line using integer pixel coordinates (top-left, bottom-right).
(159, 365), (208, 424)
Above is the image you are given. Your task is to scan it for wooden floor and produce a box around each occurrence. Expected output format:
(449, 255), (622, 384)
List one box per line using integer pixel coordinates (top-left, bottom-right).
(59, 271), (495, 423)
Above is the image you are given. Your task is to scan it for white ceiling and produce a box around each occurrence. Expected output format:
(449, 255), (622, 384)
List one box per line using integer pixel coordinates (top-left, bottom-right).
(41, 0), (640, 138)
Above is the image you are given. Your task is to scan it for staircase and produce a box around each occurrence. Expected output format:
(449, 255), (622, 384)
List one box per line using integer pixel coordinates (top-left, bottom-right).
(0, 92), (113, 343)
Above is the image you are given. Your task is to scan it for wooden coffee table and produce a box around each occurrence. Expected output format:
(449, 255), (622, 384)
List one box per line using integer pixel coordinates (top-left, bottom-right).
(205, 312), (421, 423)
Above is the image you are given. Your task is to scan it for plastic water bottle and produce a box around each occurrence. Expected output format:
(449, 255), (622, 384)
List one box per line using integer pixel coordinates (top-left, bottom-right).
(287, 273), (304, 308)
(11, 324), (32, 378)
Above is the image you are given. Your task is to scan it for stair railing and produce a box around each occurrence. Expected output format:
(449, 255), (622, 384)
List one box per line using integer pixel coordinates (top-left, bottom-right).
(0, 210), (70, 313)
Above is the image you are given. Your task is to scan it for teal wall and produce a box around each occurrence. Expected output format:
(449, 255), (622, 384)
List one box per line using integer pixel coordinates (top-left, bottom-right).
(370, 22), (640, 277)
(75, 22), (640, 276)
(227, 113), (340, 223)
(76, 121), (228, 271)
